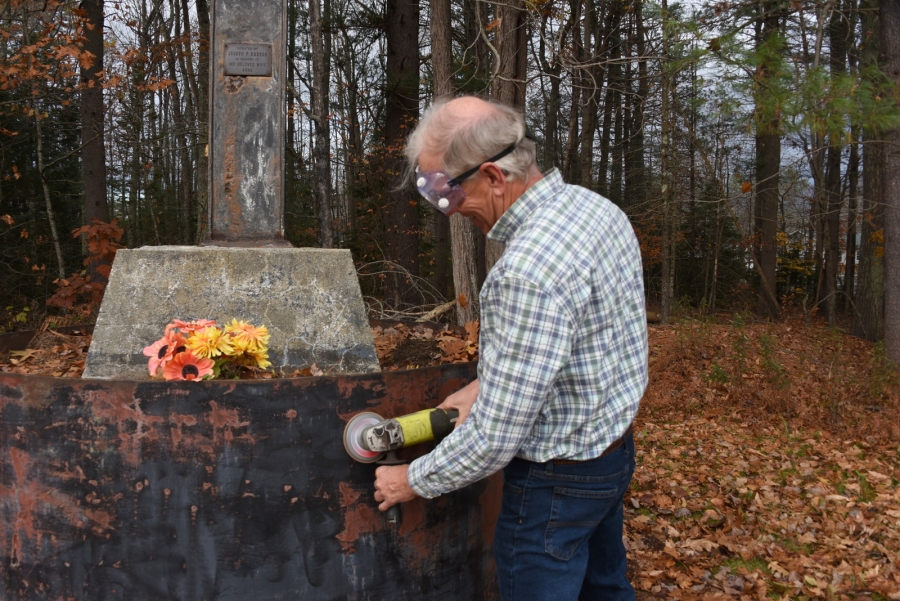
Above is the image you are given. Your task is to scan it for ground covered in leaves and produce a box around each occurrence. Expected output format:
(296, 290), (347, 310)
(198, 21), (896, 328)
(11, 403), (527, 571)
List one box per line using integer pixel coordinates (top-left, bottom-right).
(0, 328), (92, 377)
(630, 317), (899, 600)
(1, 315), (898, 599)
(628, 415), (898, 600)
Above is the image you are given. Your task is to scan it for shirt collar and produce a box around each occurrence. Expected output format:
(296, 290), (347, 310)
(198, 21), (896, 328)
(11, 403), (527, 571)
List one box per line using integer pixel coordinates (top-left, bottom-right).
(487, 168), (564, 244)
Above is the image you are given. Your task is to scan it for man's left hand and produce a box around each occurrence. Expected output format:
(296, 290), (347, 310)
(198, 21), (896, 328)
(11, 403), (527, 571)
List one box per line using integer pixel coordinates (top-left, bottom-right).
(373, 465), (418, 511)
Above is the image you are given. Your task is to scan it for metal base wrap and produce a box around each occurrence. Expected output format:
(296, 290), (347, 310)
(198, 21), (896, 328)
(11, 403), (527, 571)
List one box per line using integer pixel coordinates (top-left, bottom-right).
(0, 360), (500, 600)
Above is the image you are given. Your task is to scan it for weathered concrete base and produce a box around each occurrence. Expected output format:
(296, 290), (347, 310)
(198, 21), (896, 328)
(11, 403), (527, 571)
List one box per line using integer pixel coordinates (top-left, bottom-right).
(83, 247), (380, 379)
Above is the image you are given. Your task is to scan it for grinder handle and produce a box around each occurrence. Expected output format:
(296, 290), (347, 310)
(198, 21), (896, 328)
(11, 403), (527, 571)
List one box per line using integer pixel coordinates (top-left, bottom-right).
(430, 408), (459, 443)
(386, 503), (400, 524)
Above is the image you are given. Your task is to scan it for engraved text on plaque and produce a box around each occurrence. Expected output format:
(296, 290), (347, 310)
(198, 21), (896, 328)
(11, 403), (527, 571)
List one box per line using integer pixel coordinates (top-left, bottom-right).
(224, 43), (273, 76)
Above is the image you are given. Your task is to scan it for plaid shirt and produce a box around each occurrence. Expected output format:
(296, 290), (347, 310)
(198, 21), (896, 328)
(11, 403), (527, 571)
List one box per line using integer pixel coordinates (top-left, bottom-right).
(408, 169), (648, 499)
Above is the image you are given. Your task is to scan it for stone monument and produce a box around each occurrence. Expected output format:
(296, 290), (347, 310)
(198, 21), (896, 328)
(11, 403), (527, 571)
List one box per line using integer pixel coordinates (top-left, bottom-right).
(82, 0), (379, 379)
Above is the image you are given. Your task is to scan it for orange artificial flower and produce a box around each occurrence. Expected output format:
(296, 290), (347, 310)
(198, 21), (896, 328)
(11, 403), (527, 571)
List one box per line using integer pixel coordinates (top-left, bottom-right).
(143, 330), (187, 376)
(162, 351), (214, 381)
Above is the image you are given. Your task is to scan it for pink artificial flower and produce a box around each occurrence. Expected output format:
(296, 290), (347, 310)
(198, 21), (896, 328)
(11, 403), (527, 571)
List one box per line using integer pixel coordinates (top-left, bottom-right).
(162, 351), (214, 381)
(142, 330), (187, 376)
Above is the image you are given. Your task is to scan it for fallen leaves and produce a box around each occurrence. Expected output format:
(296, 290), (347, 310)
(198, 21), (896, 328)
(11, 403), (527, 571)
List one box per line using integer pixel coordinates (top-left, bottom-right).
(1, 330), (88, 377)
(627, 415), (900, 600)
(372, 321), (478, 370)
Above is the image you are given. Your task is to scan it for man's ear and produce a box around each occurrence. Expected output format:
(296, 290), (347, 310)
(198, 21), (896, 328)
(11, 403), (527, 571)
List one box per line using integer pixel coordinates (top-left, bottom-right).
(480, 162), (507, 193)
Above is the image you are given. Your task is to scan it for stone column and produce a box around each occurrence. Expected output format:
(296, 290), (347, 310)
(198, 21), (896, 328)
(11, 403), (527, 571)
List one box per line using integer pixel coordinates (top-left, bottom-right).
(207, 0), (289, 246)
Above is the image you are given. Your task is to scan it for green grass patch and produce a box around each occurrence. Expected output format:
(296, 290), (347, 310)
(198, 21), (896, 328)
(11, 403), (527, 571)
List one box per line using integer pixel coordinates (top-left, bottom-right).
(705, 361), (730, 384)
(857, 472), (877, 503)
(775, 535), (814, 554)
(721, 556), (770, 574)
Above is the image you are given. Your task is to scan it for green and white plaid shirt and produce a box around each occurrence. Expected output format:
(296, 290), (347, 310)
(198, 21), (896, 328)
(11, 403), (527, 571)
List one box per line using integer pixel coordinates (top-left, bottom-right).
(408, 169), (648, 499)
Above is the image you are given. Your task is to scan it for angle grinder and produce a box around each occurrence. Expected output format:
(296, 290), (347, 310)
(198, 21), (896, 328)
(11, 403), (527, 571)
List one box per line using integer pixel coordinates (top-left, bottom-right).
(343, 408), (459, 463)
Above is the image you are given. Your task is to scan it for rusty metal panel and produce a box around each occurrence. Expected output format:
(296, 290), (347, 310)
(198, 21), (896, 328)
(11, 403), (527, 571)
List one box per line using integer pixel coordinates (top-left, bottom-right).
(208, 0), (287, 244)
(0, 364), (500, 600)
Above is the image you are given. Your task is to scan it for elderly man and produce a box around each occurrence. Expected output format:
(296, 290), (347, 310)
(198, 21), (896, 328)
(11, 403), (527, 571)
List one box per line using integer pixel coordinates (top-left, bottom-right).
(374, 96), (648, 600)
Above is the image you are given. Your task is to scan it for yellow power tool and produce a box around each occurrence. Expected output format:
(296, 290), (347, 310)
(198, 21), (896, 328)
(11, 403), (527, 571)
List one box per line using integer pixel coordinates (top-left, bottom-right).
(343, 408), (459, 463)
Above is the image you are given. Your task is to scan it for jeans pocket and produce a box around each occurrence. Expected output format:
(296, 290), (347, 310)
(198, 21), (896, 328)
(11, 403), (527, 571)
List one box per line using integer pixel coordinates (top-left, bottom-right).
(501, 470), (525, 495)
(544, 486), (619, 561)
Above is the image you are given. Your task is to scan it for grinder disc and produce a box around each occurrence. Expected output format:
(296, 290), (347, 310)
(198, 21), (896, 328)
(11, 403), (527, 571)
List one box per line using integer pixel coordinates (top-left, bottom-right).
(343, 412), (384, 463)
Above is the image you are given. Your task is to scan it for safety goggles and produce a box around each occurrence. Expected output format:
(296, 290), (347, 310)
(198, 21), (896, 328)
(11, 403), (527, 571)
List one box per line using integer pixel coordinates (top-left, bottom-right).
(415, 140), (520, 215)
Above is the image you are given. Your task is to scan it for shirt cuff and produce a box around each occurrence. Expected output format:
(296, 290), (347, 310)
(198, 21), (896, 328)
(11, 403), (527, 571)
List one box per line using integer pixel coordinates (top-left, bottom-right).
(407, 454), (444, 499)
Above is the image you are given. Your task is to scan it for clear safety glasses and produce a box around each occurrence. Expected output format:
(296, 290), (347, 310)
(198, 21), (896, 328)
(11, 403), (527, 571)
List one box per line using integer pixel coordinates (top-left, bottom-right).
(415, 140), (521, 215)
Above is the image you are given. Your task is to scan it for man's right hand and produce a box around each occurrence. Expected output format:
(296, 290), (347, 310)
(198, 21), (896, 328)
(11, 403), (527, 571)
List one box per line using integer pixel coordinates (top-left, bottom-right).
(437, 379), (479, 427)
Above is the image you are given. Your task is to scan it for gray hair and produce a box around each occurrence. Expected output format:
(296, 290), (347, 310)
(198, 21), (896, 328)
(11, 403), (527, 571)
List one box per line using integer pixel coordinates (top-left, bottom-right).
(404, 97), (538, 184)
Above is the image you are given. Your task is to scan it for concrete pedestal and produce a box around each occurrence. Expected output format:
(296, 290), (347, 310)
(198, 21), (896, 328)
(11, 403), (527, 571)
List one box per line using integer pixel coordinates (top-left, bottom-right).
(83, 247), (380, 379)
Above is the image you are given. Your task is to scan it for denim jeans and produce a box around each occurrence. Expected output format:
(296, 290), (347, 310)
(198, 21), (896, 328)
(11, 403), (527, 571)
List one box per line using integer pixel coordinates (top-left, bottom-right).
(493, 432), (635, 601)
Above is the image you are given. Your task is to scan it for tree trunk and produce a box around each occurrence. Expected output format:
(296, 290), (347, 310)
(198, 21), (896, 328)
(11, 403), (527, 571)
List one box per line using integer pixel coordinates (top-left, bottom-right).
(881, 0), (900, 360)
(608, 13), (624, 206)
(812, 136), (827, 307)
(753, 1), (782, 320)
(486, 0), (527, 274)
(597, 84), (613, 198)
(311, 0), (333, 248)
(431, 0), (478, 322)
(383, 0), (420, 305)
(161, 6), (194, 244)
(492, 0), (527, 108)
(824, 0), (850, 326)
(562, 0), (581, 183)
(429, 0), (453, 303)
(844, 127), (860, 312)
(537, 10), (565, 171)
(659, 0), (674, 324)
(334, 24), (363, 236)
(33, 106), (67, 280)
(431, 0), (454, 99)
(195, 0), (210, 241)
(853, 0), (885, 341)
(610, 66), (623, 205)
(624, 3), (648, 210)
(578, 0), (598, 190)
(79, 0), (109, 278)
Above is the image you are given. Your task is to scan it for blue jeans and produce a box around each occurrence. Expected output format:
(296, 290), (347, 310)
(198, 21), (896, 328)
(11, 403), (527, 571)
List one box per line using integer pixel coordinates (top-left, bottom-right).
(493, 432), (635, 601)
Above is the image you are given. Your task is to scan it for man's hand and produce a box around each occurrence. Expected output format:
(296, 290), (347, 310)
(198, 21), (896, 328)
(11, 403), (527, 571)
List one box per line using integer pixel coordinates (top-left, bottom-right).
(374, 465), (418, 511)
(437, 379), (479, 427)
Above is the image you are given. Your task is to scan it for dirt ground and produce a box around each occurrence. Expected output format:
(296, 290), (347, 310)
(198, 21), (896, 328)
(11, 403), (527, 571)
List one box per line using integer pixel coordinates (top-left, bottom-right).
(2, 315), (898, 599)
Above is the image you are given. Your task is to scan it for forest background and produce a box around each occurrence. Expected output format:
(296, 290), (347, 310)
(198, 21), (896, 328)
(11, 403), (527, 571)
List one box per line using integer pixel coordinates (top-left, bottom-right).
(1, 0), (900, 362)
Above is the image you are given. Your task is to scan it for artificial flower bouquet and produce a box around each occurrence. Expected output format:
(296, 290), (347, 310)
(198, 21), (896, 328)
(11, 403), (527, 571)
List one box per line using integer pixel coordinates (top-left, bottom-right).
(143, 319), (271, 381)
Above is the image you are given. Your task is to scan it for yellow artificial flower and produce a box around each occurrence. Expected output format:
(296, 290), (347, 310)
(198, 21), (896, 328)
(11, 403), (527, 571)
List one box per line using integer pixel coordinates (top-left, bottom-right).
(186, 326), (234, 358)
(242, 348), (271, 370)
(224, 319), (270, 352)
(230, 335), (253, 353)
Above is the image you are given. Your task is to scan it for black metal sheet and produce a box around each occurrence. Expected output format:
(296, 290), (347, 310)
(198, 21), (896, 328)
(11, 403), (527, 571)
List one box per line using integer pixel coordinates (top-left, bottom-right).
(0, 363), (499, 600)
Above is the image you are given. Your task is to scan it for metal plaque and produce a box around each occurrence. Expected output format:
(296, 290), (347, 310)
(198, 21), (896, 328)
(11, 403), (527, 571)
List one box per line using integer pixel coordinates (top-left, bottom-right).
(224, 43), (273, 76)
